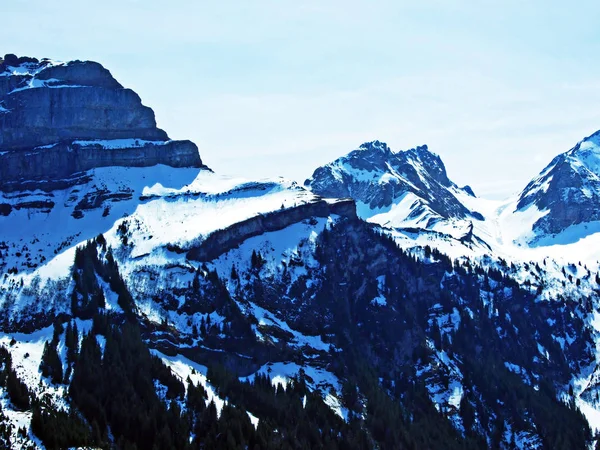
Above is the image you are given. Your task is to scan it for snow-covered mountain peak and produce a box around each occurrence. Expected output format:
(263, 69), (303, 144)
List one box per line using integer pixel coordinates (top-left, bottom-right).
(306, 140), (482, 235)
(404, 144), (453, 187)
(306, 133), (600, 264)
(514, 129), (600, 245)
(357, 140), (391, 153)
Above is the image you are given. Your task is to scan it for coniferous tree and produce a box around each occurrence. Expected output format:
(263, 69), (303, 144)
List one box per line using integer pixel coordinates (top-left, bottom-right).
(40, 340), (63, 384)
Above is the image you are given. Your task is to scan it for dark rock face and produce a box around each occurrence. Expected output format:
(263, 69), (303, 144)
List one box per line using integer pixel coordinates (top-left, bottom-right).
(0, 203), (12, 216)
(0, 140), (201, 191)
(0, 86), (168, 148)
(187, 198), (357, 261)
(517, 130), (600, 240)
(305, 140), (482, 224)
(0, 55), (205, 188)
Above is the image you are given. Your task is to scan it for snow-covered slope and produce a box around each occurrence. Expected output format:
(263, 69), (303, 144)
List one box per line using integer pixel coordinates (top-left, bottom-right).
(0, 165), (352, 319)
(3, 53), (600, 449)
(0, 160), (358, 447)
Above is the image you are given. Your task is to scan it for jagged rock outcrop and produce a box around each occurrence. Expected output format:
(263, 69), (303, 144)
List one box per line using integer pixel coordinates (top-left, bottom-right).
(517, 130), (600, 240)
(187, 198), (357, 261)
(0, 54), (205, 188)
(305, 140), (482, 228)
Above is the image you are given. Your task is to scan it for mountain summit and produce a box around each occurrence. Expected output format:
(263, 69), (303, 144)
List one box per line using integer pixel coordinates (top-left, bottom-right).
(0, 54), (204, 190)
(305, 140), (482, 229)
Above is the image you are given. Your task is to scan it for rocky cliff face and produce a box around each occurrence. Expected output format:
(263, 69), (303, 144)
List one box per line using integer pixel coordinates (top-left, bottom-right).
(0, 139), (202, 192)
(187, 198), (357, 261)
(0, 54), (205, 188)
(517, 130), (600, 241)
(305, 140), (482, 229)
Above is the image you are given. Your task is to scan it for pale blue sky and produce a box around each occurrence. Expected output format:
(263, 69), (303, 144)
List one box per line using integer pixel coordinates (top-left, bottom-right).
(4, 0), (600, 198)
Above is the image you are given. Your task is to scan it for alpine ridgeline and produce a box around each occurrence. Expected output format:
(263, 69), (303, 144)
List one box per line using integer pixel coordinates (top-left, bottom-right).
(308, 135), (600, 250)
(0, 54), (598, 450)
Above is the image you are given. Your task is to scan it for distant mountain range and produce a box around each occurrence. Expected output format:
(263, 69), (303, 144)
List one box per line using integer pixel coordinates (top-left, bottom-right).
(307, 132), (600, 253)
